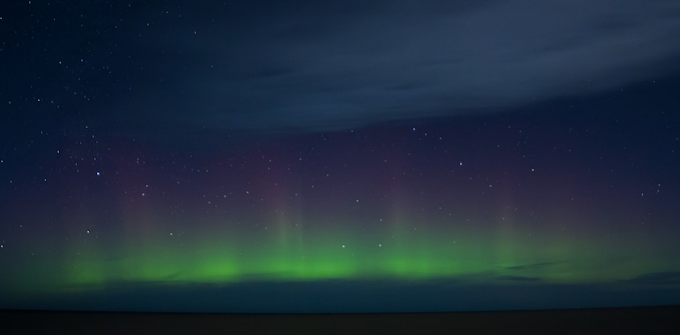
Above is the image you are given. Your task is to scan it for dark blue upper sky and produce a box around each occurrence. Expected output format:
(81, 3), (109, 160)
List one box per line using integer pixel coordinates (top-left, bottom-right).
(3, 0), (680, 137)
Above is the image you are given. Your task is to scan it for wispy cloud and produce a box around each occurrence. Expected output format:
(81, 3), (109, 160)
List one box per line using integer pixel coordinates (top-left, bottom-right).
(504, 261), (567, 272)
(108, 0), (680, 134)
(622, 271), (680, 285)
(496, 275), (542, 282)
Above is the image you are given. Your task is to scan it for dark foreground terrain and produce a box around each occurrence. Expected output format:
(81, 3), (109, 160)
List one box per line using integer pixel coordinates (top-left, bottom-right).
(1, 305), (678, 335)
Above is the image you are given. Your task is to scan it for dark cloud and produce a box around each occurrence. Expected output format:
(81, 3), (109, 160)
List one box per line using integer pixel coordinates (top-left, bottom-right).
(102, 0), (680, 134)
(505, 261), (567, 271)
(496, 275), (542, 282)
(622, 271), (680, 285)
(24, 278), (680, 313)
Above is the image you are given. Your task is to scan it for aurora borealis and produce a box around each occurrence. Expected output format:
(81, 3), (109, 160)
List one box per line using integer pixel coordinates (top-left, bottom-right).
(2, 107), (680, 312)
(2, 0), (680, 313)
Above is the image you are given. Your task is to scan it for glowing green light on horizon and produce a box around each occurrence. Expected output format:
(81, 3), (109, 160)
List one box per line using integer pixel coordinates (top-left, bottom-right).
(2, 218), (678, 297)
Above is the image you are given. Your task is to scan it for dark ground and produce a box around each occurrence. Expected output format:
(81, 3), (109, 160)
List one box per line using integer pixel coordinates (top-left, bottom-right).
(1, 305), (678, 335)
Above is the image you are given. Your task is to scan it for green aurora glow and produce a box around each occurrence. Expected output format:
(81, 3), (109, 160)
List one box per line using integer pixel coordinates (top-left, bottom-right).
(3, 216), (677, 297)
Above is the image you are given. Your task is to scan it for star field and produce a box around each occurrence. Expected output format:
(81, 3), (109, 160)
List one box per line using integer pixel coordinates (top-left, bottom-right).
(1, 0), (680, 313)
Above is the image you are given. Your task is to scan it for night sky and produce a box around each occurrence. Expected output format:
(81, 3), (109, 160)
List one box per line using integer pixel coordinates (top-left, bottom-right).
(1, 0), (680, 313)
